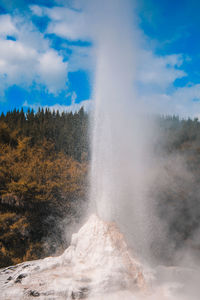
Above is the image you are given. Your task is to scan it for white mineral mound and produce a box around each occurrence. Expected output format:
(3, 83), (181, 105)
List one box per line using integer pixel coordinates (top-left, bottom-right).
(0, 214), (148, 299)
(1, 214), (198, 300)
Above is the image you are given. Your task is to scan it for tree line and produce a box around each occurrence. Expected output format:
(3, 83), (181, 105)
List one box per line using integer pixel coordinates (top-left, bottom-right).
(0, 108), (89, 267)
(0, 107), (89, 162)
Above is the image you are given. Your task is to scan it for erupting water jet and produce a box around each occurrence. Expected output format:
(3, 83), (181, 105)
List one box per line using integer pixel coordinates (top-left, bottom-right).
(89, 0), (160, 262)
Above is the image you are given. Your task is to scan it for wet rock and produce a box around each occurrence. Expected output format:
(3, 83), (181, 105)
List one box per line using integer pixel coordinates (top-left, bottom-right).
(27, 290), (40, 297)
(22, 264), (31, 269)
(41, 290), (54, 296)
(4, 275), (13, 284)
(7, 276), (12, 281)
(14, 273), (27, 283)
(71, 287), (89, 299)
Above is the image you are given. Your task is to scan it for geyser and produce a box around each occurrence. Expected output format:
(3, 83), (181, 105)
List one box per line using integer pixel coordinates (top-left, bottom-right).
(89, 0), (160, 262)
(0, 215), (148, 299)
(1, 215), (198, 299)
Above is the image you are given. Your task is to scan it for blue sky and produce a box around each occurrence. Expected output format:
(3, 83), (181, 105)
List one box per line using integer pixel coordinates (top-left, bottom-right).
(0, 0), (200, 117)
(138, 0), (200, 85)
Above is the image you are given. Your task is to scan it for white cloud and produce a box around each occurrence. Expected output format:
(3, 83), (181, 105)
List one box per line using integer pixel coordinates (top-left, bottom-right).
(0, 14), (17, 37)
(139, 84), (200, 118)
(0, 14), (68, 95)
(168, 84), (200, 118)
(30, 5), (89, 41)
(30, 5), (44, 17)
(66, 44), (94, 72)
(0, 39), (37, 88)
(132, 45), (200, 118)
(23, 98), (92, 113)
(37, 50), (68, 93)
(47, 99), (92, 113)
(47, 7), (88, 40)
(30, 4), (93, 78)
(137, 51), (186, 92)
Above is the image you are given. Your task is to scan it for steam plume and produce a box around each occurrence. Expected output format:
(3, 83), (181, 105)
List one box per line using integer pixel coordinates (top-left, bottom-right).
(88, 0), (162, 262)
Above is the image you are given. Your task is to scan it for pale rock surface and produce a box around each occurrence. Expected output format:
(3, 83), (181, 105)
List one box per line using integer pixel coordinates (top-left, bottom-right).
(0, 214), (148, 299)
(1, 214), (198, 299)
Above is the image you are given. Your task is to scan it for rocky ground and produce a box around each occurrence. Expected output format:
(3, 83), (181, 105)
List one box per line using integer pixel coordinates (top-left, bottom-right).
(0, 215), (199, 299)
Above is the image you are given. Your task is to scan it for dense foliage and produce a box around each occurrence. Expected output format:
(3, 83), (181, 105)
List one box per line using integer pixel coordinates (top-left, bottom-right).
(0, 108), (88, 267)
(0, 107), (89, 161)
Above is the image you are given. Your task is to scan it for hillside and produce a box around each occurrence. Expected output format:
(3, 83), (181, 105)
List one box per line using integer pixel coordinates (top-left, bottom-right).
(0, 110), (200, 267)
(0, 108), (89, 267)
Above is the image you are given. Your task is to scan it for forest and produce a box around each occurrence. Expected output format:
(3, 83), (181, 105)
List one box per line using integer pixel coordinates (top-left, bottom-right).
(0, 108), (200, 267)
(0, 108), (89, 267)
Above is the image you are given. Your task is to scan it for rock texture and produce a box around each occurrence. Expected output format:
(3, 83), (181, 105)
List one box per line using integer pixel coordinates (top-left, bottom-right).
(0, 214), (147, 299)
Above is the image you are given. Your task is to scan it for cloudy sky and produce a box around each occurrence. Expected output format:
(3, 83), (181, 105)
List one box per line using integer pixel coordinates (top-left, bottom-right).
(0, 0), (200, 117)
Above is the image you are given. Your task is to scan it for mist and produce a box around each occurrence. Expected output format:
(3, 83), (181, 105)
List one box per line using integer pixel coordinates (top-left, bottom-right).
(84, 0), (161, 263)
(84, 0), (200, 298)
